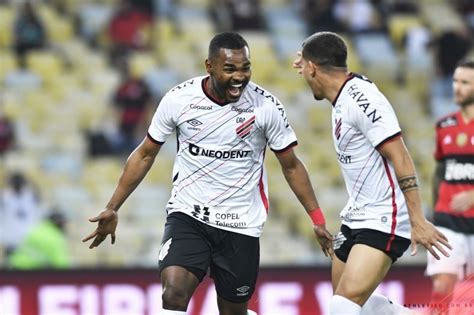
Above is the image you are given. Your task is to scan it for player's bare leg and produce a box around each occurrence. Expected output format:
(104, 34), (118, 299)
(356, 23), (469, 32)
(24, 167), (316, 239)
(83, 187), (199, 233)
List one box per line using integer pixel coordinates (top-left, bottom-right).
(160, 266), (200, 311)
(331, 254), (346, 291)
(217, 296), (249, 315)
(330, 244), (392, 314)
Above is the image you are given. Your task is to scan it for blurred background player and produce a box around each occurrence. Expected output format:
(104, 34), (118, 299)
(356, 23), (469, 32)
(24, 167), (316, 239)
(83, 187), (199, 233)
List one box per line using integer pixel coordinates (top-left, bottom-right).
(426, 59), (474, 315)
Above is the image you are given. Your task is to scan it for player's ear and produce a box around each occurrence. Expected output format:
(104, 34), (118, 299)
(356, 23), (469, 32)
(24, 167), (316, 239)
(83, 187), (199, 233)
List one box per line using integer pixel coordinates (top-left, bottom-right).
(205, 58), (212, 74)
(308, 60), (317, 77)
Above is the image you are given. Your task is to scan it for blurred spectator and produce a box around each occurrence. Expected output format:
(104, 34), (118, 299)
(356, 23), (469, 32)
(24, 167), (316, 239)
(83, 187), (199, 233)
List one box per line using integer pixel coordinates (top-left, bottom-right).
(111, 59), (152, 155)
(13, 1), (47, 60)
(107, 0), (153, 67)
(0, 111), (16, 156)
(429, 29), (471, 118)
(431, 29), (472, 79)
(4, 56), (42, 91)
(301, 0), (343, 35)
(334, 0), (385, 34)
(8, 210), (71, 269)
(454, 0), (474, 32)
(210, 0), (265, 31)
(403, 22), (431, 62)
(85, 119), (117, 157)
(1, 172), (42, 261)
(132, 0), (154, 13)
(76, 1), (114, 48)
(388, 0), (418, 14)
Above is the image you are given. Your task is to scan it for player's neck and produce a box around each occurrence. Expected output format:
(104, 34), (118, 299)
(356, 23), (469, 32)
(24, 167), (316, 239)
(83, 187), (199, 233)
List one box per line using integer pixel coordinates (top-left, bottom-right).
(460, 103), (474, 122)
(327, 71), (351, 104)
(204, 77), (225, 103)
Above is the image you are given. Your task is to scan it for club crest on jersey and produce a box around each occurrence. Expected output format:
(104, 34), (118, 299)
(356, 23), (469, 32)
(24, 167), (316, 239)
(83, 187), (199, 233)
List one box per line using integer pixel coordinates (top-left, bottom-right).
(236, 115), (255, 139)
(456, 133), (468, 147)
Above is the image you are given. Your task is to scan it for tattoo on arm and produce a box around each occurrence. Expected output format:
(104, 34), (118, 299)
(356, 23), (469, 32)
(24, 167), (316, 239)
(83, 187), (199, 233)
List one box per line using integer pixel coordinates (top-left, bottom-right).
(398, 175), (419, 192)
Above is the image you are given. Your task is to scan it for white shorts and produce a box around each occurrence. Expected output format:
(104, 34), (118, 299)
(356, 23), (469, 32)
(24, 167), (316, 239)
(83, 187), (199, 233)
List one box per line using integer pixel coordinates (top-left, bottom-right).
(426, 226), (474, 280)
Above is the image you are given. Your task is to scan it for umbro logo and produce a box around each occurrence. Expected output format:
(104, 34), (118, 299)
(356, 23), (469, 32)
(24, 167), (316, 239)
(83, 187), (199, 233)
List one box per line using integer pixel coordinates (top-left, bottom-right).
(159, 238), (172, 261)
(333, 232), (346, 250)
(236, 285), (250, 296)
(187, 119), (203, 127)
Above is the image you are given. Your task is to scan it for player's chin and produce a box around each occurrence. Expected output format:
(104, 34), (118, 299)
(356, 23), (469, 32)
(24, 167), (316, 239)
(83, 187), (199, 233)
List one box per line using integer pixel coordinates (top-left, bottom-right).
(313, 94), (324, 101)
(226, 91), (243, 103)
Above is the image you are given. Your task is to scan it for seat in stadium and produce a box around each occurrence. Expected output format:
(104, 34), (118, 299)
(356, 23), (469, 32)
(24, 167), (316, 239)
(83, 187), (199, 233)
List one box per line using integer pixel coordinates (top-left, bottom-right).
(26, 50), (64, 84)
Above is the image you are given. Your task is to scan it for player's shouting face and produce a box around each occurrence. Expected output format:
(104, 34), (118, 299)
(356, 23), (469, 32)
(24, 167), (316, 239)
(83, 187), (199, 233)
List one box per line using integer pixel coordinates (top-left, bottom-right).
(205, 47), (251, 103)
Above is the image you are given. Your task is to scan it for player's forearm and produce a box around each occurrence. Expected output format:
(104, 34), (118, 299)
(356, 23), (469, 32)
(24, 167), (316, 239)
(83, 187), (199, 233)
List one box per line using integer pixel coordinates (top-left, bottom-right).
(282, 160), (320, 212)
(392, 154), (425, 223)
(106, 150), (156, 212)
(402, 188), (425, 224)
(464, 190), (474, 207)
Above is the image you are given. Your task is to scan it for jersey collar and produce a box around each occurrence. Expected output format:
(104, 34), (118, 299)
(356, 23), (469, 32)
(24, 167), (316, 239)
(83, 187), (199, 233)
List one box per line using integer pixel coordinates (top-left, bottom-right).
(332, 72), (355, 106)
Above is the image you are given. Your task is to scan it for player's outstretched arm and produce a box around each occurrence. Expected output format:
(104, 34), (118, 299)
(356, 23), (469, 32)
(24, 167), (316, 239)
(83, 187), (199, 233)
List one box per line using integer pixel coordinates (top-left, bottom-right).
(378, 136), (452, 260)
(275, 148), (334, 257)
(82, 136), (162, 249)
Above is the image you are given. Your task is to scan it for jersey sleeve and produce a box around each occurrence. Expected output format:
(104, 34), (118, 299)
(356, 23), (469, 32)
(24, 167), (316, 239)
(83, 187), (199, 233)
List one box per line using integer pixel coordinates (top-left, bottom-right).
(348, 93), (401, 148)
(264, 98), (298, 152)
(147, 93), (177, 144)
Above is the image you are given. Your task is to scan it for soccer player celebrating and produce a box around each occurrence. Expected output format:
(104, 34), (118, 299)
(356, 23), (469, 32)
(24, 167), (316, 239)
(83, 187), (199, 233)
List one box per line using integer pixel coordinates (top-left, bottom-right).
(83, 32), (333, 315)
(293, 31), (452, 315)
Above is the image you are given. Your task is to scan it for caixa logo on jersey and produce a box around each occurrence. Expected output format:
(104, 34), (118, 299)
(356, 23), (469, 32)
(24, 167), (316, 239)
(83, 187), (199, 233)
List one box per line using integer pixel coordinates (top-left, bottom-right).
(189, 143), (251, 159)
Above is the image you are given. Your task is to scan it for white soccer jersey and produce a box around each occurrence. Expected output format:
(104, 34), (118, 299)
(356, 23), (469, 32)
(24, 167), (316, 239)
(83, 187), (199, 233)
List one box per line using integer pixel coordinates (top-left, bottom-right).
(332, 73), (410, 239)
(148, 76), (297, 237)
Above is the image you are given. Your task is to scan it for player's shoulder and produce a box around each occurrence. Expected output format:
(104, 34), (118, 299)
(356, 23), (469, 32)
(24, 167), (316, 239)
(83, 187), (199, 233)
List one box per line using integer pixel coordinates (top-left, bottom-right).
(339, 73), (386, 106)
(244, 81), (283, 108)
(166, 76), (204, 96)
(436, 112), (459, 129)
(350, 73), (379, 94)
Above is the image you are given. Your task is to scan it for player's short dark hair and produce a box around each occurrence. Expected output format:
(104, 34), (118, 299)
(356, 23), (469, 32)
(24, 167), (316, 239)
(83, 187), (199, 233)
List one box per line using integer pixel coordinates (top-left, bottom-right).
(456, 58), (474, 69)
(302, 32), (347, 69)
(208, 32), (249, 59)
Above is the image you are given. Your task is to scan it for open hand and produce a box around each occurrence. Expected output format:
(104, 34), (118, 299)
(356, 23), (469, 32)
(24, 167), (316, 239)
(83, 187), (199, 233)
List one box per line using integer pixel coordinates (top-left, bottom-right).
(313, 224), (334, 258)
(410, 219), (451, 260)
(82, 209), (118, 249)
